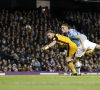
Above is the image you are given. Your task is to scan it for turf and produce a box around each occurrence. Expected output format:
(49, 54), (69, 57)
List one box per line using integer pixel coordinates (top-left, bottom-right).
(0, 75), (100, 90)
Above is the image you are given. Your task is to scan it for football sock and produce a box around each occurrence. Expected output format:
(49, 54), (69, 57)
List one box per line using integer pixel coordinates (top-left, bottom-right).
(75, 61), (81, 74)
(76, 67), (81, 74)
(85, 49), (94, 56)
(68, 61), (77, 74)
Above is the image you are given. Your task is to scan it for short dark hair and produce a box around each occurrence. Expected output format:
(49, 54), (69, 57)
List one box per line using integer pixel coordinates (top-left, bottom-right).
(62, 23), (68, 27)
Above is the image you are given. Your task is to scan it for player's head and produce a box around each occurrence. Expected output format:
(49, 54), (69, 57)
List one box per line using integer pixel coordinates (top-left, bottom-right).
(61, 23), (68, 33)
(46, 30), (55, 39)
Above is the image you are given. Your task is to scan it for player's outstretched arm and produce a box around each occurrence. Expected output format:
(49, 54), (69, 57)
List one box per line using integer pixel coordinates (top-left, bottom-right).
(41, 41), (56, 50)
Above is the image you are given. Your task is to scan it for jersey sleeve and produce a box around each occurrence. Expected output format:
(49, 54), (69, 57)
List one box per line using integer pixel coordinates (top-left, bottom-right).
(68, 29), (80, 38)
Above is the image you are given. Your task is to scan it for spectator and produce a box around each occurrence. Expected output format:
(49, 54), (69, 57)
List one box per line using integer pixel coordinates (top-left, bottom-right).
(34, 58), (41, 71)
(0, 9), (99, 72)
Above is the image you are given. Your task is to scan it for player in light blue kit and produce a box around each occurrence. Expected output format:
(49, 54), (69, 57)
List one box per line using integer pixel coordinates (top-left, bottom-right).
(61, 23), (100, 75)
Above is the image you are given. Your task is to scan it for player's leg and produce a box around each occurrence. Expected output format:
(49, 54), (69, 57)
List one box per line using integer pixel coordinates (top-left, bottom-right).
(81, 49), (95, 59)
(74, 45), (87, 75)
(74, 40), (95, 74)
(66, 57), (77, 74)
(66, 44), (78, 75)
(85, 49), (95, 56)
(74, 57), (82, 75)
(95, 44), (100, 50)
(74, 40), (99, 74)
(84, 41), (100, 55)
(87, 40), (100, 53)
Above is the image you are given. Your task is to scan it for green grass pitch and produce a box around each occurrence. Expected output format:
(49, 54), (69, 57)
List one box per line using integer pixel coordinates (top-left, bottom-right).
(0, 75), (100, 90)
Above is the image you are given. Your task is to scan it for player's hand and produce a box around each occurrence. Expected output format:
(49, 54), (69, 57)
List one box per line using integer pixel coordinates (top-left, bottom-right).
(41, 45), (49, 50)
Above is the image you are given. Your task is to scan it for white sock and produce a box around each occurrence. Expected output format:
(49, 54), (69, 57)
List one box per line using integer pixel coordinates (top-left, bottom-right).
(75, 61), (81, 74)
(76, 67), (81, 74)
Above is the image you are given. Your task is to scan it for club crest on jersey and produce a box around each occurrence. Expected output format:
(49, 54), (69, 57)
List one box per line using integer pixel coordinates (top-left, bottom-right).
(68, 31), (71, 36)
(53, 38), (56, 40)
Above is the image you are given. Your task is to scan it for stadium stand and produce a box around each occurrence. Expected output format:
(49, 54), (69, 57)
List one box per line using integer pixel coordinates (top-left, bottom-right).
(0, 9), (100, 72)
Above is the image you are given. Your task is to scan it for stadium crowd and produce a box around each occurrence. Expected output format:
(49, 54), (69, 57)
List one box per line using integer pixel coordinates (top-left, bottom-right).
(0, 9), (100, 72)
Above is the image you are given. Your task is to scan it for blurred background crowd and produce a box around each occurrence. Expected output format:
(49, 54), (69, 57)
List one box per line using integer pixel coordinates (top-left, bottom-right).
(0, 8), (100, 72)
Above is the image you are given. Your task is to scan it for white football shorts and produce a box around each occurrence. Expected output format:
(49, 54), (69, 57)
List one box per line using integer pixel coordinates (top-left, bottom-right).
(75, 40), (96, 57)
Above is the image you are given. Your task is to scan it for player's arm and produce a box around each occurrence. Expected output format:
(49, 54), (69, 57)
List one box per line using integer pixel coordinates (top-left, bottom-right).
(68, 29), (86, 51)
(42, 40), (57, 50)
(76, 35), (86, 51)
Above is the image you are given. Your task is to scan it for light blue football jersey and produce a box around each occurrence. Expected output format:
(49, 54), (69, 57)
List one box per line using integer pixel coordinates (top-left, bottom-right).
(67, 29), (87, 46)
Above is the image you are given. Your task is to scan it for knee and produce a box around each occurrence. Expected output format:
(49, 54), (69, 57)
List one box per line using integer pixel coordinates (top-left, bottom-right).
(95, 44), (100, 49)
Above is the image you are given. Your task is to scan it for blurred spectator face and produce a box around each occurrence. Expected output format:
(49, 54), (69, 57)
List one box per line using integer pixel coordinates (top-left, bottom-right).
(3, 66), (8, 72)
(8, 59), (11, 63)
(26, 57), (30, 60)
(8, 64), (12, 69)
(36, 53), (39, 58)
(41, 53), (44, 58)
(35, 68), (39, 71)
(18, 64), (21, 67)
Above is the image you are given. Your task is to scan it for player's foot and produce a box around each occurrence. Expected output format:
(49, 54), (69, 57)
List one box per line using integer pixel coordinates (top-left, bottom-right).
(77, 73), (81, 76)
(71, 73), (81, 76)
(71, 73), (77, 76)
